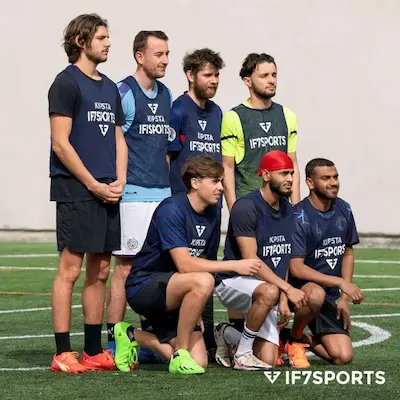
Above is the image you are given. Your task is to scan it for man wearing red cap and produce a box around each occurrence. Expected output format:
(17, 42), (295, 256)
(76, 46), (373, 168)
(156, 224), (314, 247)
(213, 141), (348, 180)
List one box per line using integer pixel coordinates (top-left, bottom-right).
(214, 151), (317, 370)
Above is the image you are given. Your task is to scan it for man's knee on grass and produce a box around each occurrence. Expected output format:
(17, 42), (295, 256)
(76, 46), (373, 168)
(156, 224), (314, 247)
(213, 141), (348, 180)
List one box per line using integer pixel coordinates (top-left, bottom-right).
(330, 347), (353, 365)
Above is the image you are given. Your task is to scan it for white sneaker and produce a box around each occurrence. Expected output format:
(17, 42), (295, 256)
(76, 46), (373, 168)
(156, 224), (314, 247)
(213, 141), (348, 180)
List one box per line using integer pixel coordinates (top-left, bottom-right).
(233, 351), (272, 371)
(214, 323), (232, 368)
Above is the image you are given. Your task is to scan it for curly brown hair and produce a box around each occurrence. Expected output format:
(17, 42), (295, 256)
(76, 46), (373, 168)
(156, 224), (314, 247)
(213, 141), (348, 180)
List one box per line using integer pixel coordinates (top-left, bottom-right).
(63, 14), (108, 64)
(182, 48), (225, 76)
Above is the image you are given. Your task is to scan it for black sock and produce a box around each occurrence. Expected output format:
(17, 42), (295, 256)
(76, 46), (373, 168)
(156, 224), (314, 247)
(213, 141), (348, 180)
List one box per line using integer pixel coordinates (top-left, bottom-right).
(202, 295), (216, 350)
(84, 324), (103, 356)
(229, 318), (245, 333)
(279, 327), (292, 345)
(288, 335), (302, 344)
(107, 323), (115, 342)
(127, 326), (135, 342)
(140, 319), (153, 333)
(55, 332), (71, 355)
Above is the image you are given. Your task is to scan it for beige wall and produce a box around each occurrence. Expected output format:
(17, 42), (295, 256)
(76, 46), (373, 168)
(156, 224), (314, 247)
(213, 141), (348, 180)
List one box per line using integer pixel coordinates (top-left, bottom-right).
(1, 0), (399, 234)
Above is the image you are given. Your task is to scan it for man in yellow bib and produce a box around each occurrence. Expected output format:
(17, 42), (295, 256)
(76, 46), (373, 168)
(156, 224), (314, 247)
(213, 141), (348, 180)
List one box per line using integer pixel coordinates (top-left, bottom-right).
(221, 53), (299, 211)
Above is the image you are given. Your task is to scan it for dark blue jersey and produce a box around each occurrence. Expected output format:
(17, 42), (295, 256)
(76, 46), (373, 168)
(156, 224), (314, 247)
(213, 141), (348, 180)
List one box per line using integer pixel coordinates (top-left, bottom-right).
(168, 93), (222, 197)
(49, 65), (124, 179)
(125, 192), (220, 294)
(217, 189), (294, 284)
(291, 197), (359, 300)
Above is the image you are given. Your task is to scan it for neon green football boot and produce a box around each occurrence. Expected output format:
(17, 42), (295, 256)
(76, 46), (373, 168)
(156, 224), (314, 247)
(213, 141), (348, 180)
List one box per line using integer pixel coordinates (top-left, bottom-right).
(114, 322), (139, 372)
(169, 349), (205, 375)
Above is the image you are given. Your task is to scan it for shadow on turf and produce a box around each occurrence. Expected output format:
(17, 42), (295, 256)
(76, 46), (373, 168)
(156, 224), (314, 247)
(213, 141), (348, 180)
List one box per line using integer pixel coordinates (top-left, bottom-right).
(6, 349), (50, 366)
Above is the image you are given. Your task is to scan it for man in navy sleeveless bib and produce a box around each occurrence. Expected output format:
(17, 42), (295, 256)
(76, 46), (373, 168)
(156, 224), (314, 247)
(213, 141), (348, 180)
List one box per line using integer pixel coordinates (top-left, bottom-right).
(105, 31), (173, 357)
(112, 156), (261, 375)
(289, 158), (364, 365)
(48, 14), (127, 373)
(168, 48), (225, 196)
(168, 48), (225, 355)
(214, 151), (309, 370)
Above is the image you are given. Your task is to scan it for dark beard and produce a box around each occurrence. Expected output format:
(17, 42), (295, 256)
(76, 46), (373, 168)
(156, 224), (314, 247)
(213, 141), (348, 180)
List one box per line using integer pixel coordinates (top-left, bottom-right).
(193, 83), (216, 100)
(313, 186), (338, 200)
(253, 85), (276, 100)
(270, 178), (292, 198)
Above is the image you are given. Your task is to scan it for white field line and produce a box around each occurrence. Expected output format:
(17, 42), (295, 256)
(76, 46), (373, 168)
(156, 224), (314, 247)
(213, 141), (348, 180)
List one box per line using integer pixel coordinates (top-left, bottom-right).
(0, 305), (82, 314)
(0, 266), (58, 271)
(0, 254), (58, 258)
(0, 330), (108, 341)
(0, 367), (49, 371)
(354, 275), (400, 278)
(362, 287), (400, 292)
(306, 321), (391, 357)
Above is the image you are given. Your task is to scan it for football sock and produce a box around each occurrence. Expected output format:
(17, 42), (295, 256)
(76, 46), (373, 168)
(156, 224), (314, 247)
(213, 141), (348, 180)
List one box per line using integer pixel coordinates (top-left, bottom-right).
(55, 332), (72, 355)
(236, 325), (258, 357)
(84, 324), (103, 356)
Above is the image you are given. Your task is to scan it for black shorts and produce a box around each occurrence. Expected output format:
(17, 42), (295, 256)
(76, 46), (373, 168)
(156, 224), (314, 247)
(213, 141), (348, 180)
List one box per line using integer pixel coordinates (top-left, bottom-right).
(56, 200), (120, 253)
(308, 300), (350, 337)
(127, 272), (201, 343)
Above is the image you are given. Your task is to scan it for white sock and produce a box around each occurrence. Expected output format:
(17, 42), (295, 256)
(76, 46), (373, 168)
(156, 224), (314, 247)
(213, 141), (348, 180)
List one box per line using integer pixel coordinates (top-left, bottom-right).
(222, 324), (242, 346)
(235, 325), (258, 357)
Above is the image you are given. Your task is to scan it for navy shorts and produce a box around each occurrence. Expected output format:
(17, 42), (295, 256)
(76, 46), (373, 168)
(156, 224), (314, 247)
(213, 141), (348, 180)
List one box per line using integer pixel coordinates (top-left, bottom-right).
(127, 272), (201, 343)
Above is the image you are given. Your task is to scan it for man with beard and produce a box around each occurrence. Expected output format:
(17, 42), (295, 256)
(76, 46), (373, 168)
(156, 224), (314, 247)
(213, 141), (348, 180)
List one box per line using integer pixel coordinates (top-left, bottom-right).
(106, 31), (173, 359)
(216, 53), (300, 362)
(168, 48), (225, 357)
(221, 53), (300, 210)
(48, 14), (127, 372)
(289, 158), (363, 365)
(214, 151), (309, 370)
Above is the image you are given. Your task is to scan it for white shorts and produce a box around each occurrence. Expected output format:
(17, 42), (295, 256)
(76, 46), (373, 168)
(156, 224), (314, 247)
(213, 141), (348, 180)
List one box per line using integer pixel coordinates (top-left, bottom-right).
(215, 276), (279, 346)
(112, 201), (160, 257)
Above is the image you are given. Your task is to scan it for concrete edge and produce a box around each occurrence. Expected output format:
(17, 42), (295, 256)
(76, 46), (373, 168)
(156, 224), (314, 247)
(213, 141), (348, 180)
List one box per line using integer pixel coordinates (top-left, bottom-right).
(0, 230), (400, 249)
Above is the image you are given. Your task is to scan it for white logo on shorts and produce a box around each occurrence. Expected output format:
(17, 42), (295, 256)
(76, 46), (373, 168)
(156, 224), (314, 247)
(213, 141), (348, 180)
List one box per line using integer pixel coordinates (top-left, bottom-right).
(196, 225), (206, 237)
(127, 238), (139, 250)
(271, 257), (281, 268)
(326, 258), (338, 269)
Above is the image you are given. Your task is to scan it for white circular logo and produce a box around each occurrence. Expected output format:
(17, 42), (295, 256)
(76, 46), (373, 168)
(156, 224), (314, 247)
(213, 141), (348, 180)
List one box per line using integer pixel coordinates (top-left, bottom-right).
(127, 238), (138, 250)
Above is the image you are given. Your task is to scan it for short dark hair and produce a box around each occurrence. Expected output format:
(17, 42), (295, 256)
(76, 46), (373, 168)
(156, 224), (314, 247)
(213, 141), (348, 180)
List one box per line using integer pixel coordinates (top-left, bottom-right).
(182, 48), (225, 76)
(63, 14), (108, 64)
(182, 156), (224, 191)
(239, 53), (276, 79)
(133, 31), (169, 61)
(305, 158), (335, 178)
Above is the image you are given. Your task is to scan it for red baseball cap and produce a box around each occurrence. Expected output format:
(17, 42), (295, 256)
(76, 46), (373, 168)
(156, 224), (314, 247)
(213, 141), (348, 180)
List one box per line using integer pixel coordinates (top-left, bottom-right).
(258, 151), (294, 176)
